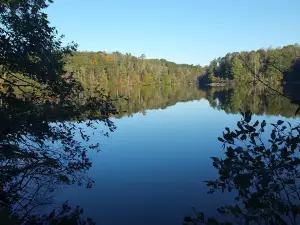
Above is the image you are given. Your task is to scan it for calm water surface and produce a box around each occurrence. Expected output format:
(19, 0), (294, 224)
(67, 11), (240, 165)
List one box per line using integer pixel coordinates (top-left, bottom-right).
(53, 85), (300, 225)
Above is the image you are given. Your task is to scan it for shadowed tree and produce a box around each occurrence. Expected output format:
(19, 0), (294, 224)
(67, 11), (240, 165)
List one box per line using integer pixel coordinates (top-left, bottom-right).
(0, 0), (118, 223)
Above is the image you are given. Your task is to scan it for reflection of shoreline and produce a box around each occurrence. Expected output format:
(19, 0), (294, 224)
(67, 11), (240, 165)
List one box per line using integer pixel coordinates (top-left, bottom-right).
(96, 83), (300, 119)
(200, 84), (300, 118)
(17, 84), (300, 123)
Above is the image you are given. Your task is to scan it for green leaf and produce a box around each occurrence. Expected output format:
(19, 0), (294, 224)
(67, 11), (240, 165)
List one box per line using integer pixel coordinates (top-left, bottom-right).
(253, 120), (259, 127)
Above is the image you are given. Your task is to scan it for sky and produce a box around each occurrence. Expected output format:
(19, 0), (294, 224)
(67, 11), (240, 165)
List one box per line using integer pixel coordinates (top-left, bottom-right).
(47, 0), (300, 66)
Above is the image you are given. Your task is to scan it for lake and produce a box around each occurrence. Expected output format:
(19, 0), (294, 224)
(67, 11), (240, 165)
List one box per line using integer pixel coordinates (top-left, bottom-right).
(48, 84), (300, 225)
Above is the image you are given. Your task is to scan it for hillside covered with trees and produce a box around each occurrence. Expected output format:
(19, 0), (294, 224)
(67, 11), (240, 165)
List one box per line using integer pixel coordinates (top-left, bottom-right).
(64, 52), (204, 89)
(199, 44), (300, 84)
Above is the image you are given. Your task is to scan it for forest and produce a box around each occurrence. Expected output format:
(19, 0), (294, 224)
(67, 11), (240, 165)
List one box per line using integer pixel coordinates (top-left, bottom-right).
(64, 51), (204, 89)
(4, 45), (300, 97)
(199, 44), (300, 84)
(61, 44), (300, 90)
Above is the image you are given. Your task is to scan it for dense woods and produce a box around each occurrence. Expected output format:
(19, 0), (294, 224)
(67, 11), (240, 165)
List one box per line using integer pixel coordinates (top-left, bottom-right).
(199, 44), (300, 84)
(64, 52), (204, 89)
(4, 44), (300, 97)
(60, 44), (300, 90)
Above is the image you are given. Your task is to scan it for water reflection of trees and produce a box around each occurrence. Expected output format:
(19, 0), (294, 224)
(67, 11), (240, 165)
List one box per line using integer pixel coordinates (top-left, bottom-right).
(2, 81), (300, 224)
(95, 84), (207, 118)
(97, 84), (300, 118)
(25, 84), (299, 121)
(201, 84), (300, 118)
(0, 93), (117, 224)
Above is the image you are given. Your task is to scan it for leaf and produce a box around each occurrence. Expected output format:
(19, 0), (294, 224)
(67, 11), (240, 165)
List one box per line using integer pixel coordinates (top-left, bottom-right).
(217, 207), (226, 214)
(213, 162), (219, 169)
(226, 147), (235, 158)
(272, 143), (278, 152)
(237, 122), (243, 130)
(241, 134), (247, 141)
(211, 157), (221, 164)
(234, 174), (252, 189)
(253, 120), (259, 127)
(235, 147), (243, 153)
(58, 175), (70, 183)
(198, 212), (204, 221)
(233, 205), (242, 214)
(218, 137), (224, 142)
(271, 130), (276, 140)
(277, 120), (284, 125)
(250, 133), (256, 145)
(183, 216), (193, 222)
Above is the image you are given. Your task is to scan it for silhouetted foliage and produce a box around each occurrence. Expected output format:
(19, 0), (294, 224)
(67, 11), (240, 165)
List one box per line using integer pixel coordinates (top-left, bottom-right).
(0, 0), (118, 223)
(0, 0), (78, 96)
(184, 112), (300, 225)
(1, 201), (96, 224)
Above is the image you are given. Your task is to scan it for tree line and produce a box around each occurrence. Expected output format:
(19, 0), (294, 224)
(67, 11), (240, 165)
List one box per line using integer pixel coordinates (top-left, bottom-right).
(64, 51), (204, 89)
(199, 44), (300, 84)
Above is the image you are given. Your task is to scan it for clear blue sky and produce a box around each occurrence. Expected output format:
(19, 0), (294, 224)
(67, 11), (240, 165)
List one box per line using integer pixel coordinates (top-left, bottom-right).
(47, 0), (300, 65)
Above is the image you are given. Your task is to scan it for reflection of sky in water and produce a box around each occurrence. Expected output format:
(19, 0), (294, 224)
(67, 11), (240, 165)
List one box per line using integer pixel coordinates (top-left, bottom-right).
(54, 99), (300, 225)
